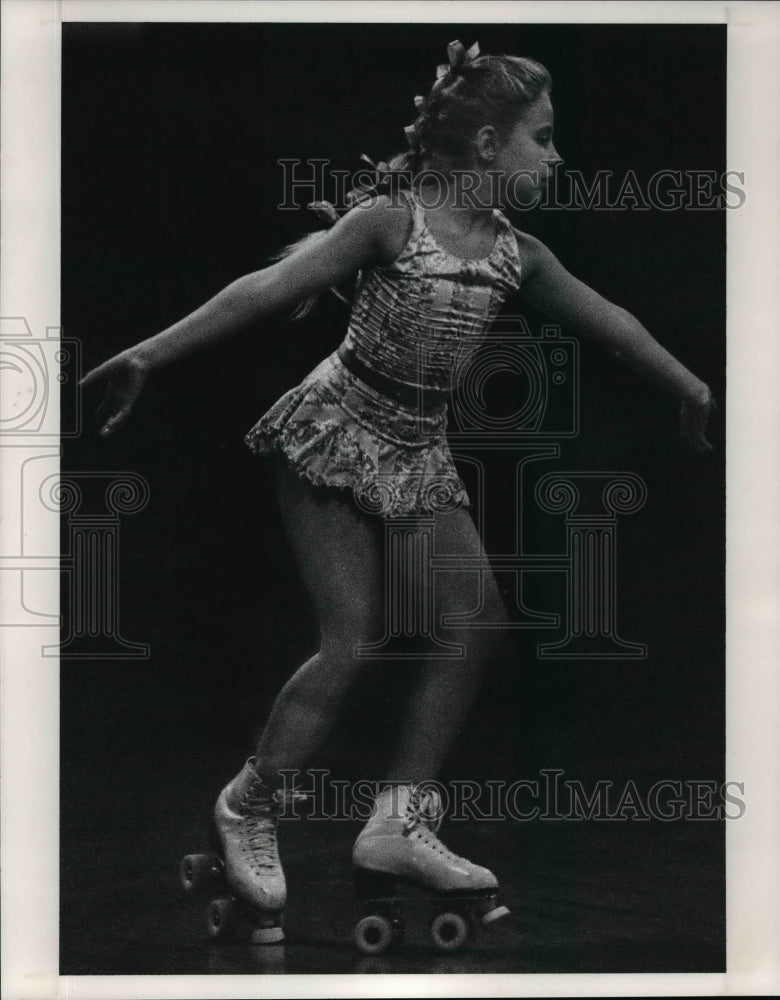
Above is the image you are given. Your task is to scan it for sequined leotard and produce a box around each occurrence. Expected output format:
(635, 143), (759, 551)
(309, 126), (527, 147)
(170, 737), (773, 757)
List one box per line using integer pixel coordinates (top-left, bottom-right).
(245, 187), (523, 517)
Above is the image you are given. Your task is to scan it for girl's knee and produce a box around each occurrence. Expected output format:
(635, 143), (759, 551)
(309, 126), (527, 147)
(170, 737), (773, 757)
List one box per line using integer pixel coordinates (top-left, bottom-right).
(320, 607), (385, 667)
(439, 570), (508, 624)
(436, 578), (511, 654)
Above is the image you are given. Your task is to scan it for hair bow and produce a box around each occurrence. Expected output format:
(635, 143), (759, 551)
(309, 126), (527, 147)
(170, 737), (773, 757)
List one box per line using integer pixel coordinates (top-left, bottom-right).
(435, 39), (480, 79)
(404, 40), (481, 151)
(341, 154), (394, 207)
(359, 152), (390, 178)
(404, 100), (430, 150)
(404, 119), (424, 150)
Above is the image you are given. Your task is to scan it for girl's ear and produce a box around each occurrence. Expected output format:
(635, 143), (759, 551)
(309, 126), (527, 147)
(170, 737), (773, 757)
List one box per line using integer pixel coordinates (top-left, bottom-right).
(474, 125), (499, 162)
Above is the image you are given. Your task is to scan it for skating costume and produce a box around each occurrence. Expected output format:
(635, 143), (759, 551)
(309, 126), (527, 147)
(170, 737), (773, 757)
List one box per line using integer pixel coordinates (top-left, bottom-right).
(244, 187), (523, 517)
(190, 190), (520, 947)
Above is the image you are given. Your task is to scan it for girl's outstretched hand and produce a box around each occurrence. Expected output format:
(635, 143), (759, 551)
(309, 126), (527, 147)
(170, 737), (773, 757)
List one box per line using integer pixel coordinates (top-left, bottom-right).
(79, 351), (149, 438)
(679, 386), (717, 454)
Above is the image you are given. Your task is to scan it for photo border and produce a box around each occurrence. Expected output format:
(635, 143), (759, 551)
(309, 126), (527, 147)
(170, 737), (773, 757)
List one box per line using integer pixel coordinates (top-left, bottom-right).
(2, 1), (779, 997)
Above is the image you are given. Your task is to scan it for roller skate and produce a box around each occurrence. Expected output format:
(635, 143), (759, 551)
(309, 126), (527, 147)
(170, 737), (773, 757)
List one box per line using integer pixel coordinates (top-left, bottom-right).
(351, 783), (510, 955)
(179, 757), (291, 944)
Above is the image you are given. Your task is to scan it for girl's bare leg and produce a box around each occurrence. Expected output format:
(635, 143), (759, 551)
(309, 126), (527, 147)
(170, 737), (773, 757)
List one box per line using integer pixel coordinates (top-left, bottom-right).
(213, 457), (388, 928)
(238, 467), (508, 910)
(251, 458), (507, 786)
(351, 505), (510, 911)
(252, 454), (386, 784)
(384, 505), (510, 783)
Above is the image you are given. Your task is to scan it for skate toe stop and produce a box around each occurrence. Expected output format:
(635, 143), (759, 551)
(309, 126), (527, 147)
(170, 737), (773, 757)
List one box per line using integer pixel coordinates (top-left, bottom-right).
(249, 925), (285, 945)
(481, 903), (511, 926)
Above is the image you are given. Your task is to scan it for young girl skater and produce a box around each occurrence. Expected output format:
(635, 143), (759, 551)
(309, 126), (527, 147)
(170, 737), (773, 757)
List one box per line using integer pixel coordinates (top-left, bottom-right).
(81, 40), (716, 945)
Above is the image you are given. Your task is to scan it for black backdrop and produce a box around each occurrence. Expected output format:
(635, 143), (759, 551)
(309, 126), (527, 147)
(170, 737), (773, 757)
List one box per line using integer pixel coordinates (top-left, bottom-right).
(62, 22), (725, 822)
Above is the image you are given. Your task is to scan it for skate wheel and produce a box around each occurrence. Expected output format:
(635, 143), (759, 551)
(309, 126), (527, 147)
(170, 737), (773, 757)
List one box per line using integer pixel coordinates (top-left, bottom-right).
(353, 914), (394, 956)
(430, 911), (470, 953)
(180, 853), (218, 893)
(206, 898), (238, 940)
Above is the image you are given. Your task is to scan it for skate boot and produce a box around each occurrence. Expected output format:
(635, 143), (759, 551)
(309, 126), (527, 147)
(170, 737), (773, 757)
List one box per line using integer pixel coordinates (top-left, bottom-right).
(179, 757), (289, 943)
(351, 784), (510, 955)
(212, 756), (288, 911)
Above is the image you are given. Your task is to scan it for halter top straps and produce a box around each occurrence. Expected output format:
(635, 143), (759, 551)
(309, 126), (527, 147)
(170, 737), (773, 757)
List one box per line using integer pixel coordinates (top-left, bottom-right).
(342, 187), (524, 393)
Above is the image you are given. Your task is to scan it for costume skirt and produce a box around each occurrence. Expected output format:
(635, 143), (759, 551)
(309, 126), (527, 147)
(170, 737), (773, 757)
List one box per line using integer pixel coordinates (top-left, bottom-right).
(244, 349), (472, 518)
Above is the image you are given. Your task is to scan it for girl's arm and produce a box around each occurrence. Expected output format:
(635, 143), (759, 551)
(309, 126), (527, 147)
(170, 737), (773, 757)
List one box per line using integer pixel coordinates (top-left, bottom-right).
(516, 232), (716, 453)
(80, 197), (399, 436)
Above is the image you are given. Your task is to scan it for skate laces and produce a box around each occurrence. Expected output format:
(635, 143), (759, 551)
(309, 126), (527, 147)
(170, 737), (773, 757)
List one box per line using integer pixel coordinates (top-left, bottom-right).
(240, 781), (308, 818)
(405, 786), (445, 833)
(237, 784), (280, 869)
(403, 786), (463, 859)
(239, 783), (306, 870)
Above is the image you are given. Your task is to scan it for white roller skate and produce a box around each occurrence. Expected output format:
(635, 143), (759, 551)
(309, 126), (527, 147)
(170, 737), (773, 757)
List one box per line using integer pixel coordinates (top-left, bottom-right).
(351, 784), (510, 955)
(179, 757), (288, 944)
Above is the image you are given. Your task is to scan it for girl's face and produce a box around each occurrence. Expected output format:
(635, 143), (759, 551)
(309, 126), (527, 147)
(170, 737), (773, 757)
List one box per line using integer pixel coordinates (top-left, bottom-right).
(487, 92), (562, 205)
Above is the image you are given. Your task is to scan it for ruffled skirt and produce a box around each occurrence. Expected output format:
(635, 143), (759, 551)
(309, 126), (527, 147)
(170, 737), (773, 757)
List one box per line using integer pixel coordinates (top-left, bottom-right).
(244, 350), (472, 517)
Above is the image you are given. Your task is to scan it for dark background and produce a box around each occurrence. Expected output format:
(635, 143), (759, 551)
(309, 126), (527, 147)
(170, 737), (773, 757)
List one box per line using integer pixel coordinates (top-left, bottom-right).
(61, 22), (726, 973)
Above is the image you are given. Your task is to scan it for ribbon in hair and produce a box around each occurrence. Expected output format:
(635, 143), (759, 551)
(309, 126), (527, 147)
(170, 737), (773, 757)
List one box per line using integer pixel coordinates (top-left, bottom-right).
(404, 97), (431, 150)
(360, 152), (390, 177)
(404, 40), (480, 150)
(307, 154), (395, 220)
(435, 39), (480, 79)
(404, 121), (424, 150)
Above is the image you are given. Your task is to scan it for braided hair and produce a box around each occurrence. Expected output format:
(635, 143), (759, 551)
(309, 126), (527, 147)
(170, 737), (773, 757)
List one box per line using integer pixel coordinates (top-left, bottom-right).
(276, 41), (552, 318)
(398, 46), (552, 175)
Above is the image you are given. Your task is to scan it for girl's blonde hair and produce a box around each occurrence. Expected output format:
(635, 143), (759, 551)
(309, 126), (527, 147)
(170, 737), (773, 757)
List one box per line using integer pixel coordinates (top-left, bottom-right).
(393, 43), (552, 176)
(276, 40), (552, 318)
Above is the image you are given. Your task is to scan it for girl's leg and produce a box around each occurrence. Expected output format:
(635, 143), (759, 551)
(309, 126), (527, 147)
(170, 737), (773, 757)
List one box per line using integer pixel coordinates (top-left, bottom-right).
(210, 457), (387, 929)
(253, 466), (507, 784)
(351, 505), (510, 914)
(252, 454), (387, 783)
(385, 504), (510, 783)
